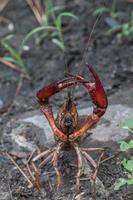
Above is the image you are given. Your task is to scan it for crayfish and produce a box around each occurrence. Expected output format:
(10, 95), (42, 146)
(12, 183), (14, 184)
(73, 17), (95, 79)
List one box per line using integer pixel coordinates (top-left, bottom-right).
(7, 63), (108, 196)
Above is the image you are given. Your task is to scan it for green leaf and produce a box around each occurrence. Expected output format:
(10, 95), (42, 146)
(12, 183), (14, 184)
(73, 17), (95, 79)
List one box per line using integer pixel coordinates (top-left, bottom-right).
(129, 140), (133, 148)
(105, 17), (120, 28)
(93, 7), (110, 16)
(127, 178), (133, 185)
(123, 23), (129, 31)
(48, 5), (64, 15)
(21, 26), (56, 51)
(120, 140), (133, 151)
(55, 12), (78, 30)
(0, 34), (14, 43)
(3, 56), (16, 63)
(51, 30), (58, 37)
(1, 41), (25, 68)
(120, 141), (130, 152)
(123, 30), (130, 36)
(52, 38), (65, 50)
(121, 159), (133, 173)
(130, 26), (133, 33)
(1, 41), (18, 58)
(54, 12), (78, 38)
(120, 118), (133, 130)
(114, 178), (127, 190)
(57, 12), (78, 21)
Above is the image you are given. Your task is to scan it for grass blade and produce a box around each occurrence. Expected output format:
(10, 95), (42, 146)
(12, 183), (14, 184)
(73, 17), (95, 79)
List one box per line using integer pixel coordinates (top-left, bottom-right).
(52, 38), (65, 50)
(21, 26), (56, 51)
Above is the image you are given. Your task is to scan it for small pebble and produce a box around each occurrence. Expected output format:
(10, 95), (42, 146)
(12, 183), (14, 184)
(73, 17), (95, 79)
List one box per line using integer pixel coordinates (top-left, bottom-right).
(23, 45), (30, 51)
(8, 23), (14, 31)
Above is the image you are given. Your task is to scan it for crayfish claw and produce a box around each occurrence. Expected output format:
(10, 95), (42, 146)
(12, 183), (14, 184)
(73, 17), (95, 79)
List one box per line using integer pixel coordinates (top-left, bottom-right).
(86, 63), (108, 109)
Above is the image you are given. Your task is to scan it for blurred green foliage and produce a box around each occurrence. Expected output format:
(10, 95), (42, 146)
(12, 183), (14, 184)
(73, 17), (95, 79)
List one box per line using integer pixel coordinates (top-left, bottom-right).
(114, 118), (133, 191)
(22, 0), (78, 51)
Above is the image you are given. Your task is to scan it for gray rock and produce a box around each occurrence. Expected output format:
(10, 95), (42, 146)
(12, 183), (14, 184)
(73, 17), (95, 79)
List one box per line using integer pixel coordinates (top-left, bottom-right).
(22, 113), (55, 144)
(0, 99), (3, 109)
(4, 104), (133, 152)
(81, 104), (133, 142)
(0, 191), (10, 200)
(22, 104), (133, 144)
(10, 124), (37, 151)
(109, 87), (133, 107)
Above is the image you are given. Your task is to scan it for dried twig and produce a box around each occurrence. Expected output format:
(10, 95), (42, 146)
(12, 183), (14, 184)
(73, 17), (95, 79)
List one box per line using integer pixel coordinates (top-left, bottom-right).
(100, 152), (120, 164)
(6, 152), (33, 188)
(0, 16), (10, 23)
(26, 0), (44, 25)
(15, 74), (24, 96)
(0, 57), (30, 80)
(0, 0), (9, 12)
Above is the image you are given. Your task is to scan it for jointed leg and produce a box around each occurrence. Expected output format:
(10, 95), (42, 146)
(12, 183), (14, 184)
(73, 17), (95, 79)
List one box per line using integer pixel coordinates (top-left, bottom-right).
(7, 140), (65, 191)
(25, 148), (53, 189)
(25, 150), (37, 185)
(71, 143), (104, 196)
(81, 148), (104, 196)
(81, 151), (97, 168)
(52, 142), (64, 189)
(73, 143), (83, 193)
(91, 151), (104, 196)
(29, 142), (64, 189)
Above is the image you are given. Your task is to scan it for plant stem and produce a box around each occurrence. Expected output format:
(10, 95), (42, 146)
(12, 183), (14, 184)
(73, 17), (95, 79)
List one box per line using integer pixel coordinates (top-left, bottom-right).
(128, 128), (133, 134)
(111, 0), (116, 16)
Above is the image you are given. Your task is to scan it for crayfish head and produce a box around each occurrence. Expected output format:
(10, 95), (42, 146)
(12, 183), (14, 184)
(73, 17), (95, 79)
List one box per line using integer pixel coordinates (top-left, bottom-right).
(56, 94), (79, 136)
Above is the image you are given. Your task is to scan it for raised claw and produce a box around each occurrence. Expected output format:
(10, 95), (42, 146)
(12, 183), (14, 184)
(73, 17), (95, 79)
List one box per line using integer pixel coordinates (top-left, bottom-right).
(66, 63), (108, 117)
(36, 78), (77, 104)
(85, 63), (108, 116)
(67, 63), (108, 141)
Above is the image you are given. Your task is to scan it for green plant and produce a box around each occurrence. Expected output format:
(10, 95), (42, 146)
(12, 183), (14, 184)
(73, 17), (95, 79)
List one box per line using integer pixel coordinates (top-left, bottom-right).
(114, 118), (133, 191)
(0, 35), (29, 78)
(119, 118), (133, 133)
(94, 0), (118, 19)
(117, 11), (133, 40)
(23, 0), (78, 51)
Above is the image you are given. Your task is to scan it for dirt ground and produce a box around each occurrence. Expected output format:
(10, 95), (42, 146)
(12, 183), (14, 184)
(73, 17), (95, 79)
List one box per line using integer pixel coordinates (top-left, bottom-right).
(0, 0), (133, 200)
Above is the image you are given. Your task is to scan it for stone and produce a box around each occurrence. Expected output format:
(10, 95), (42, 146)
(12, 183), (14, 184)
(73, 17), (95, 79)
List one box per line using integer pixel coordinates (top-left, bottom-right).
(21, 113), (55, 144)
(0, 99), (3, 109)
(22, 104), (133, 144)
(109, 87), (133, 107)
(0, 191), (10, 200)
(10, 124), (37, 151)
(4, 104), (133, 152)
(86, 104), (133, 142)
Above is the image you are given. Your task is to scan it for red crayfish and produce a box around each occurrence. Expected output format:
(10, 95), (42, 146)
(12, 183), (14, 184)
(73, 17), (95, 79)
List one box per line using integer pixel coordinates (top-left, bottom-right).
(7, 63), (108, 196)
